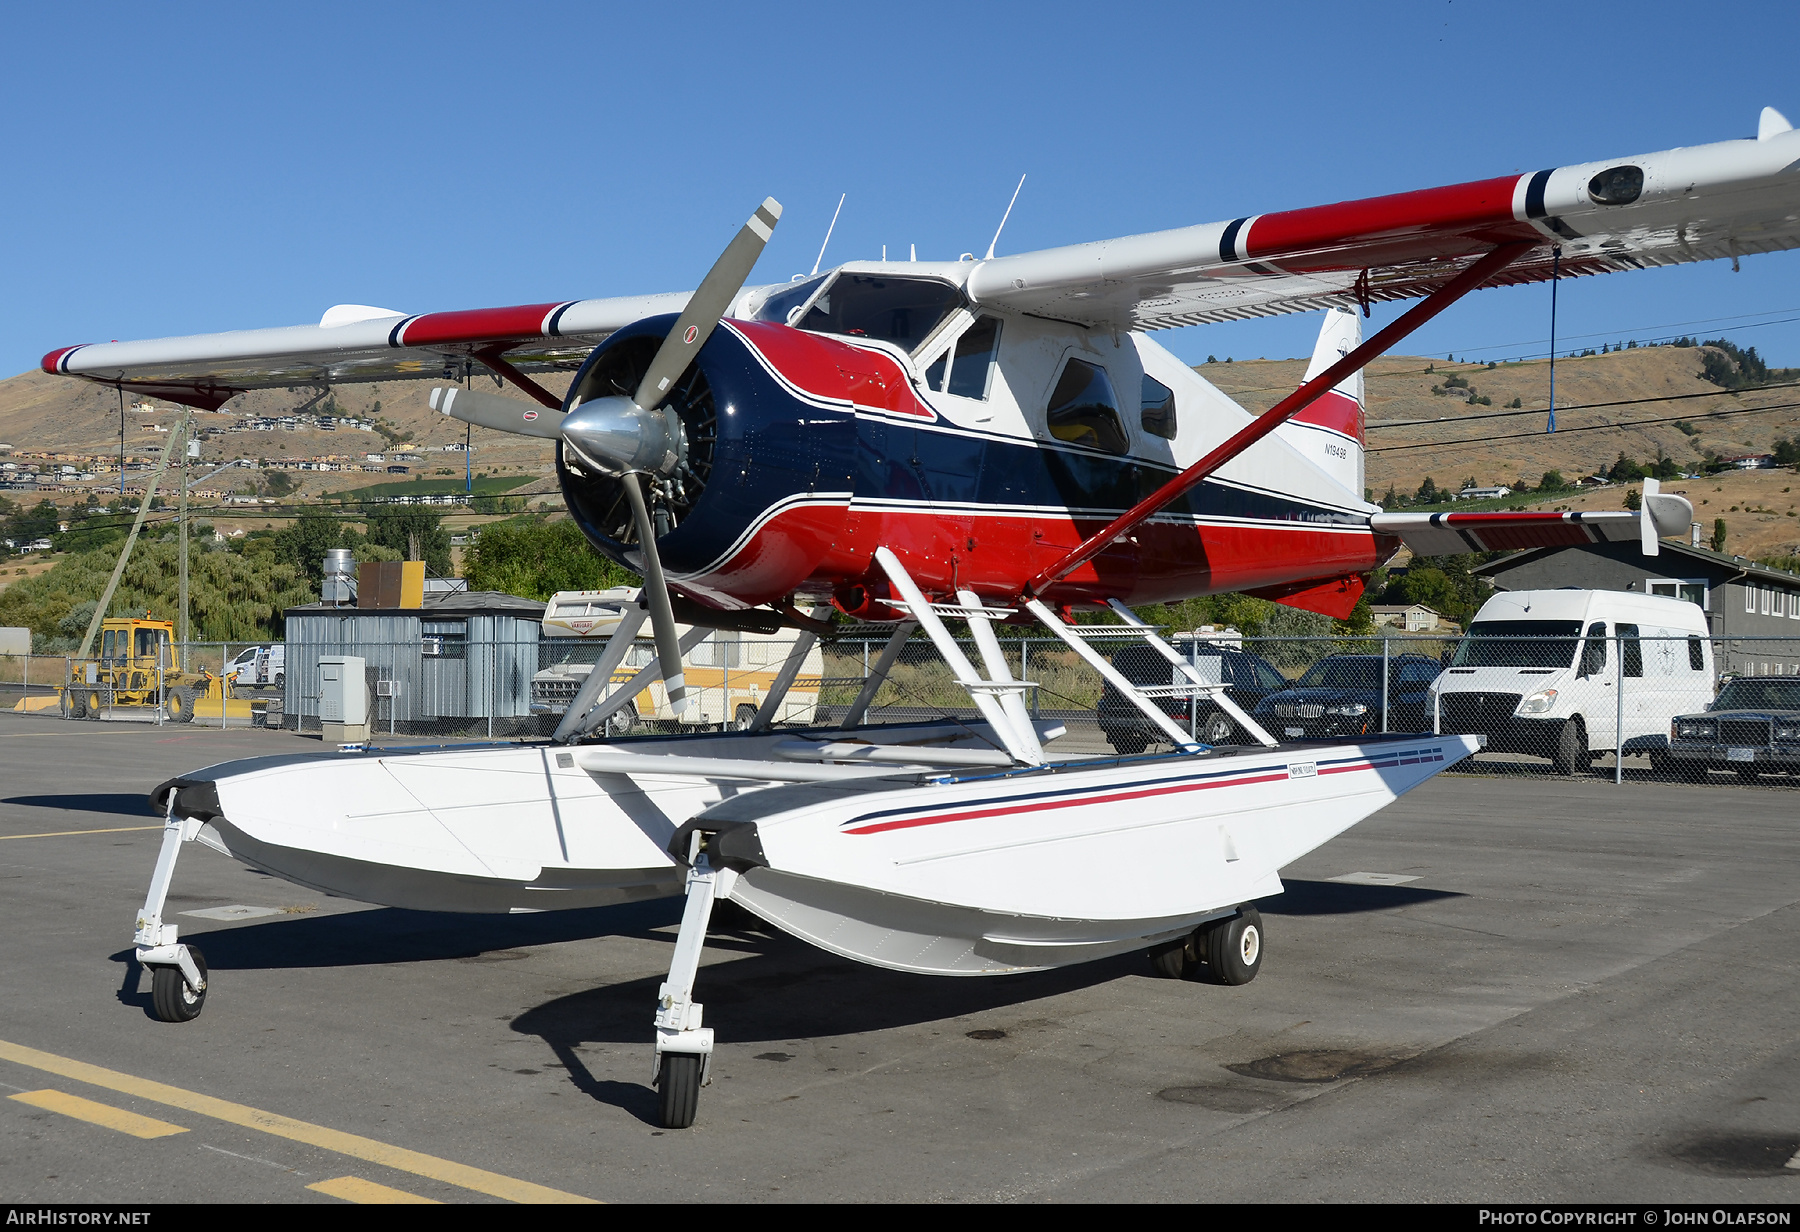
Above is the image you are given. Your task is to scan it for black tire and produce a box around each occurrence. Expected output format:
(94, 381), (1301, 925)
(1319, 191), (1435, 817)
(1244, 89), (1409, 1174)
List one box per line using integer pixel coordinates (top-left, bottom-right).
(657, 1053), (702, 1129)
(1550, 718), (1587, 776)
(1147, 938), (1189, 979)
(85, 689), (107, 719)
(273, 673), (284, 690)
(61, 690), (83, 720)
(1197, 710), (1236, 745)
(734, 704), (759, 731)
(150, 947), (207, 1023)
(603, 703), (636, 739)
(165, 688), (196, 724)
(1107, 728), (1150, 756)
(1199, 908), (1264, 986)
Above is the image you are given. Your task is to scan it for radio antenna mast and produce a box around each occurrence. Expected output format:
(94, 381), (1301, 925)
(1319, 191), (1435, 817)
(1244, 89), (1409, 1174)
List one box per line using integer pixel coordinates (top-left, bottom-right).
(985, 174), (1027, 260)
(811, 193), (846, 276)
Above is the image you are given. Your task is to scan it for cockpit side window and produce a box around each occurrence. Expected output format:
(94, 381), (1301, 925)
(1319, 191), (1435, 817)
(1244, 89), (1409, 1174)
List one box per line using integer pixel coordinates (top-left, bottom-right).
(1045, 359), (1129, 455)
(756, 276), (827, 328)
(785, 276), (963, 353)
(945, 316), (1003, 400)
(1140, 375), (1176, 439)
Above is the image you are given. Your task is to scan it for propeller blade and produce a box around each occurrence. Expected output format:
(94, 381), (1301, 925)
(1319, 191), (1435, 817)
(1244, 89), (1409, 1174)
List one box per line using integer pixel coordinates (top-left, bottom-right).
(430, 386), (562, 439)
(620, 473), (688, 715)
(632, 198), (781, 411)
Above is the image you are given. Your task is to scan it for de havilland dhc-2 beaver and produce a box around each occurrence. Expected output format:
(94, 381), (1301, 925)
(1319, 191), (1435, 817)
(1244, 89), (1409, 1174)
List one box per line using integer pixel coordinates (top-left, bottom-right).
(42, 108), (1800, 1127)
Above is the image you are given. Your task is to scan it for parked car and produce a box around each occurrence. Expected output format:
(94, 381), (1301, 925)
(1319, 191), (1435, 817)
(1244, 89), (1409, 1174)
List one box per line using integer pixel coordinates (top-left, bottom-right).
(1433, 589), (1712, 775)
(1250, 654), (1442, 740)
(1099, 640), (1287, 752)
(1661, 677), (1800, 781)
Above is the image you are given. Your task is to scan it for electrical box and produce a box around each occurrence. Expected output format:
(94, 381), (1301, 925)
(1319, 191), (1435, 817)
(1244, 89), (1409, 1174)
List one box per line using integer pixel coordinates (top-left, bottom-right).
(319, 654), (370, 743)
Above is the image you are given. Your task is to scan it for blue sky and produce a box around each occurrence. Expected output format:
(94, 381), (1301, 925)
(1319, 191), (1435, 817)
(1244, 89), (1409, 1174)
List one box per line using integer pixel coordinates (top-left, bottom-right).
(5, 1), (1799, 380)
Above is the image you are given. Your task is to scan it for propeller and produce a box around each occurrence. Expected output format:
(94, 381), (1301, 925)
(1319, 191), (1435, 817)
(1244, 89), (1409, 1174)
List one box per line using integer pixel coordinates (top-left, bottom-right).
(433, 197), (783, 717)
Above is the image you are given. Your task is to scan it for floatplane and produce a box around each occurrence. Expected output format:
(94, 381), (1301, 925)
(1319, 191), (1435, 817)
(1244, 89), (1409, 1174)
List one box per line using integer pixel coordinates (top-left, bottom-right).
(44, 109), (1800, 1126)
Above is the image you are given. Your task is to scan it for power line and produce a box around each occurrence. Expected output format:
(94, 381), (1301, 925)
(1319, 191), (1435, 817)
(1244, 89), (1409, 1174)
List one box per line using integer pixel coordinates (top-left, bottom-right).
(1366, 379), (1800, 430)
(1369, 400), (1800, 454)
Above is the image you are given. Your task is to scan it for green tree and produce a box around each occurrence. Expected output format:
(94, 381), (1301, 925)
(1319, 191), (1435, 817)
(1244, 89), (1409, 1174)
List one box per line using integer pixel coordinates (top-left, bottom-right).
(1711, 518), (1728, 553)
(1607, 451), (1642, 483)
(363, 507), (451, 576)
(1415, 476), (1439, 503)
(1537, 470), (1566, 493)
(1624, 487), (1642, 511)
(460, 518), (638, 600)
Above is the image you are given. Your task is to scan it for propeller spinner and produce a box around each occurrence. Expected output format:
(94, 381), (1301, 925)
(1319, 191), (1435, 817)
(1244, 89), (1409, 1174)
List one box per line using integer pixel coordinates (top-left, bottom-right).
(433, 197), (782, 719)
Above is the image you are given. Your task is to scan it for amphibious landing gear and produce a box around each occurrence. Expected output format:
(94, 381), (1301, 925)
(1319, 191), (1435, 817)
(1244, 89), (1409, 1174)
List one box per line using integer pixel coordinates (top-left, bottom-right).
(651, 839), (728, 1129)
(1147, 906), (1264, 985)
(135, 788), (211, 1023)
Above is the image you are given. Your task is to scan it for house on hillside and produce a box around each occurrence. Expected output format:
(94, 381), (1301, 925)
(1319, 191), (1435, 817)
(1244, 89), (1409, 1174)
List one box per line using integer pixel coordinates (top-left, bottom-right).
(1370, 604), (1446, 632)
(1455, 485), (1512, 501)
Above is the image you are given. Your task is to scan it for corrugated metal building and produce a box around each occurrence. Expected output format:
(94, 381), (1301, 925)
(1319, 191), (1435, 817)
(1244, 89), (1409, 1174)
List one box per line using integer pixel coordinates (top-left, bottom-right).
(283, 591), (545, 735)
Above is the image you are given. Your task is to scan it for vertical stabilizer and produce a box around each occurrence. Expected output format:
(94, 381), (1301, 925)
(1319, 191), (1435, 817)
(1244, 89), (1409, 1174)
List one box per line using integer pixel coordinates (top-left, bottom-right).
(1275, 309), (1366, 500)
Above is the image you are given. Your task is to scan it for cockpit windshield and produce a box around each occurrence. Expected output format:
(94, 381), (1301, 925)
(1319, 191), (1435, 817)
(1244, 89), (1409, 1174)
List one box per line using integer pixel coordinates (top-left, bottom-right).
(756, 273), (961, 354)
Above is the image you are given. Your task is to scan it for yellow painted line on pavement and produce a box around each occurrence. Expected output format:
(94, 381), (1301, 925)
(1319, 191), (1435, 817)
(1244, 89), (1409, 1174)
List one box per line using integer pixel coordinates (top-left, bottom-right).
(0, 1039), (598, 1204)
(0, 826), (161, 841)
(308, 1176), (442, 1204)
(11, 1089), (188, 1139)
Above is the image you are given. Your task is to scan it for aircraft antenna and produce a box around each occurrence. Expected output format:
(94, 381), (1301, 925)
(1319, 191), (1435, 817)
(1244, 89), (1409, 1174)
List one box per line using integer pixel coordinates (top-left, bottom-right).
(811, 193), (846, 276)
(985, 174), (1027, 260)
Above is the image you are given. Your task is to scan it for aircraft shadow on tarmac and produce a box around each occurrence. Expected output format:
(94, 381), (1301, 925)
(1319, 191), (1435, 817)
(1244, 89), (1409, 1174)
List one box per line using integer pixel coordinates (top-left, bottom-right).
(4, 792), (158, 818)
(1262, 879), (1464, 915)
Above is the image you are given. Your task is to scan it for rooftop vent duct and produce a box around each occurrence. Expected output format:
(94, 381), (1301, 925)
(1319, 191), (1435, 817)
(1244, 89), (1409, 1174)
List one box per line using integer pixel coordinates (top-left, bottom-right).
(322, 549), (357, 605)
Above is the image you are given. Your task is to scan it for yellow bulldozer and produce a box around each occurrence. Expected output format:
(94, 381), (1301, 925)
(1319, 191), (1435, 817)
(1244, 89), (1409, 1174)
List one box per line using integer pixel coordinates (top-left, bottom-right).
(60, 616), (236, 723)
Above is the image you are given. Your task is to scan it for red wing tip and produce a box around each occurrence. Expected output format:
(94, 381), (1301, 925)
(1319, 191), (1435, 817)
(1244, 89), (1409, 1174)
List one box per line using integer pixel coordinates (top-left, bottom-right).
(40, 345), (86, 373)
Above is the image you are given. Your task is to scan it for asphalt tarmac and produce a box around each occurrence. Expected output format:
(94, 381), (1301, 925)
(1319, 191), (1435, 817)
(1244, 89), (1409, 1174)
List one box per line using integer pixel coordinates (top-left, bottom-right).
(0, 710), (1795, 1204)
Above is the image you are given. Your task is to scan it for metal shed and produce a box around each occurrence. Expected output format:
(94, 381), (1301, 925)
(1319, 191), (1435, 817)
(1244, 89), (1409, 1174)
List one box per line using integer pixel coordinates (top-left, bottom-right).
(283, 591), (545, 736)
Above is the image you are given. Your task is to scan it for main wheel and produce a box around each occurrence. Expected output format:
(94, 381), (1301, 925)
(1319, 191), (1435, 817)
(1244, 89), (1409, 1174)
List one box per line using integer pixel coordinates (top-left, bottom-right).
(165, 688), (196, 724)
(1550, 718), (1587, 776)
(657, 1053), (701, 1129)
(273, 672), (284, 690)
(150, 947), (207, 1023)
(734, 704), (759, 731)
(85, 689), (107, 719)
(61, 690), (83, 720)
(1147, 937), (1190, 979)
(1197, 710), (1236, 745)
(1199, 908), (1263, 986)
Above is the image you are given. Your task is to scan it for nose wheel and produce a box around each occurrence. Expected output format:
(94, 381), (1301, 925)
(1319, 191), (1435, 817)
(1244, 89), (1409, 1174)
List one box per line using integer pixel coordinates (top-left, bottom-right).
(150, 946), (208, 1022)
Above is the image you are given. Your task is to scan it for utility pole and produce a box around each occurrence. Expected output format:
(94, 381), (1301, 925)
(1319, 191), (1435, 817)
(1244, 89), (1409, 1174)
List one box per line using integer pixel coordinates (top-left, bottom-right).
(118, 387), (126, 498)
(78, 408), (189, 662)
(178, 422), (191, 669)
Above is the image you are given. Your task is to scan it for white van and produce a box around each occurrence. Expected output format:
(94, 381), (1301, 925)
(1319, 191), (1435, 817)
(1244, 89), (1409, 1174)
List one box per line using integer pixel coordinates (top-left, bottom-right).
(531, 588), (823, 732)
(227, 644), (285, 687)
(1433, 589), (1713, 774)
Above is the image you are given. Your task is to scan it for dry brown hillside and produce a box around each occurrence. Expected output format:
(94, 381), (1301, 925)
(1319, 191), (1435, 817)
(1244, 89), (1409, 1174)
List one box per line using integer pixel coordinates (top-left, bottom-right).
(1202, 345), (1800, 500)
(0, 369), (566, 497)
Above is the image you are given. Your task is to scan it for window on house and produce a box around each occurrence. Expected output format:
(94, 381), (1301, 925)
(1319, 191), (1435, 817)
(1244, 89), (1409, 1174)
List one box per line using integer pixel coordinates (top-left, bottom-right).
(1045, 359), (1129, 455)
(422, 620), (467, 659)
(1747, 586), (1757, 614)
(1647, 579), (1707, 609)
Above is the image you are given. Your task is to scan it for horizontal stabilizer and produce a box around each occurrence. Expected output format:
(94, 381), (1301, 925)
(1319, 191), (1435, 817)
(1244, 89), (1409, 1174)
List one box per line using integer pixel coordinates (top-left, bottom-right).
(1371, 491), (1692, 558)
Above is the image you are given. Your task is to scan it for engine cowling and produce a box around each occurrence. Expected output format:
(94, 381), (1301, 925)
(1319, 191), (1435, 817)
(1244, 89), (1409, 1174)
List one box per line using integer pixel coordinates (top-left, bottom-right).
(558, 316), (859, 608)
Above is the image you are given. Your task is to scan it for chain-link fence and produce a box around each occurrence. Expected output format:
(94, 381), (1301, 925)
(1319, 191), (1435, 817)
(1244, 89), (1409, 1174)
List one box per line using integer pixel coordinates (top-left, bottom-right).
(9, 625), (1800, 788)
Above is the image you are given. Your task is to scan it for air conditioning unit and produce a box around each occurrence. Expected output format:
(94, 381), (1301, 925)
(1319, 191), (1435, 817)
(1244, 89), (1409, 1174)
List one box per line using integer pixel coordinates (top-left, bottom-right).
(375, 679), (400, 698)
(421, 636), (442, 657)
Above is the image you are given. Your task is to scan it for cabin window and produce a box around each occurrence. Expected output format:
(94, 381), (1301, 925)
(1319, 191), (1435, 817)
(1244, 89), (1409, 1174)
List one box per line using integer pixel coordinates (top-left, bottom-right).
(779, 275), (962, 354)
(1141, 375), (1176, 439)
(1045, 359), (1129, 455)
(135, 629), (157, 659)
(947, 316), (1003, 400)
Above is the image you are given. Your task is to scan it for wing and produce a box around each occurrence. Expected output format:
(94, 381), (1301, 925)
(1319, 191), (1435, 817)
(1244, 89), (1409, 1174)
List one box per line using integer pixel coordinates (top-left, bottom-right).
(41, 291), (700, 409)
(969, 109), (1800, 331)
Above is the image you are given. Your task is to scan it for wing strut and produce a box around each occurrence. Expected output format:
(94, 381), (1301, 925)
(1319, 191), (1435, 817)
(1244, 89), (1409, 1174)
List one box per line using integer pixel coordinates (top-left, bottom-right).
(1024, 241), (1535, 598)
